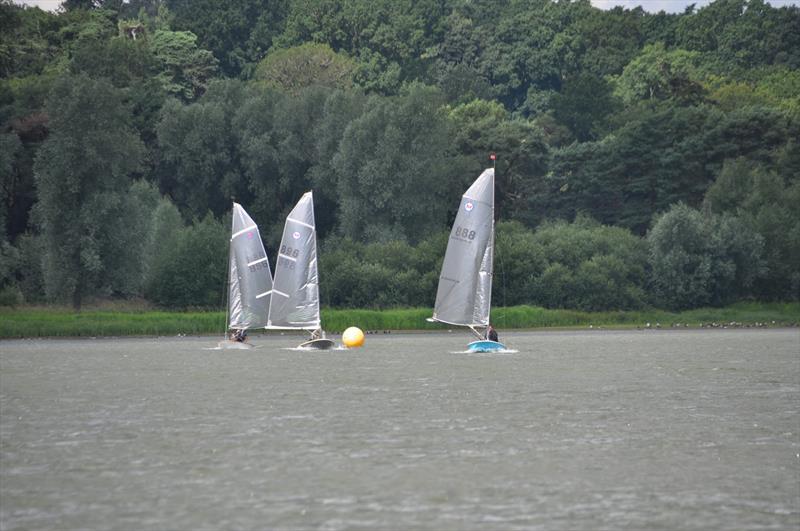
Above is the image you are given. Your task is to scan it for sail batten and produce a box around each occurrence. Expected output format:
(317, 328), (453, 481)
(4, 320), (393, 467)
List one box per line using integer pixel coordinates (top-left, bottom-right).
(227, 203), (273, 330)
(432, 168), (495, 328)
(231, 225), (258, 240)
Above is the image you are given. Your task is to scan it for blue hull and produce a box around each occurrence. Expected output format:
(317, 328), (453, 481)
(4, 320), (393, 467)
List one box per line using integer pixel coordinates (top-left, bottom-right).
(467, 340), (506, 352)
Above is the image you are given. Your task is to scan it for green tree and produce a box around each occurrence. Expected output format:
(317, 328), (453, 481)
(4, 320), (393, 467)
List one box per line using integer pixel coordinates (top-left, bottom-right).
(493, 221), (546, 308)
(543, 104), (789, 234)
(308, 89), (369, 238)
(551, 73), (618, 142)
(574, 5), (645, 78)
(613, 42), (705, 105)
(141, 194), (184, 296)
(0, 3), (64, 79)
(144, 214), (226, 308)
(647, 203), (764, 310)
(150, 29), (218, 101)
(447, 99), (549, 223)
(675, 0), (800, 69)
(167, 0), (288, 77)
(529, 217), (649, 311)
(275, 0), (445, 93)
(156, 79), (247, 219)
(0, 131), (22, 237)
(10, 232), (45, 304)
(705, 158), (800, 300)
(105, 180), (161, 296)
(33, 73), (144, 309)
(253, 43), (356, 94)
(232, 85), (336, 245)
(333, 83), (456, 242)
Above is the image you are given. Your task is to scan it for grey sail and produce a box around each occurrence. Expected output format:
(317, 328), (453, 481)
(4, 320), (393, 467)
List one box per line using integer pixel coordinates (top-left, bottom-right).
(432, 168), (495, 328)
(267, 192), (321, 330)
(228, 203), (273, 330)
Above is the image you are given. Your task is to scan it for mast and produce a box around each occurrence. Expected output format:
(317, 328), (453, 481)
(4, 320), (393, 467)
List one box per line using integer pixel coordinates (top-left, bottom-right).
(486, 152), (497, 337)
(225, 202), (235, 336)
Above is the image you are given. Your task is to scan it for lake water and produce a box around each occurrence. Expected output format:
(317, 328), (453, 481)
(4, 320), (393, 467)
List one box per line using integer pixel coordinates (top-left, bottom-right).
(1, 329), (798, 530)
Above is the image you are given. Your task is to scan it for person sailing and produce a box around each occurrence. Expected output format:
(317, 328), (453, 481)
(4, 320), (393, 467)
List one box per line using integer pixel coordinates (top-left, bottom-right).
(487, 324), (498, 342)
(230, 329), (248, 343)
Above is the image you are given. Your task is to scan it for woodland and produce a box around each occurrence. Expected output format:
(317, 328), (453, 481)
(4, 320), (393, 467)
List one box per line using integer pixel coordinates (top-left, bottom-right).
(1, 0), (798, 311)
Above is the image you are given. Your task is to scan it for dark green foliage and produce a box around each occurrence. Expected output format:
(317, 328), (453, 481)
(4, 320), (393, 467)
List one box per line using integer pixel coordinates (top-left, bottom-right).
(3, 232), (45, 304)
(319, 219), (649, 312)
(150, 29), (218, 101)
(33, 73), (145, 309)
(156, 80), (247, 219)
(2, 0), (799, 311)
(167, 0), (288, 78)
(551, 73), (618, 141)
(234, 85), (334, 244)
(704, 158), (800, 300)
(333, 83), (457, 242)
(447, 99), (550, 222)
(543, 104), (791, 234)
(0, 132), (22, 236)
(0, 3), (64, 78)
(674, 0), (800, 68)
(145, 214), (227, 308)
(507, 218), (649, 312)
(647, 203), (765, 310)
(253, 43), (356, 93)
(319, 231), (446, 308)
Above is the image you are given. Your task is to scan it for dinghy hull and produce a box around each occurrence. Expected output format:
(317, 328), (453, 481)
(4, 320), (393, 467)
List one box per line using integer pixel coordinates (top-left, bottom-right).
(299, 338), (335, 350)
(467, 340), (505, 352)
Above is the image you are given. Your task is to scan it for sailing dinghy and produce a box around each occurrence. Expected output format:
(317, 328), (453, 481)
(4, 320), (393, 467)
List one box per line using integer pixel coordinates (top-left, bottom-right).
(220, 203), (273, 349)
(266, 191), (334, 350)
(429, 168), (506, 352)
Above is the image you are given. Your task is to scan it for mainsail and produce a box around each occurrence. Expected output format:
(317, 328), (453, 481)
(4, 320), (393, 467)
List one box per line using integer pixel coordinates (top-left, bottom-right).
(227, 203), (273, 330)
(266, 191), (321, 330)
(431, 168), (495, 328)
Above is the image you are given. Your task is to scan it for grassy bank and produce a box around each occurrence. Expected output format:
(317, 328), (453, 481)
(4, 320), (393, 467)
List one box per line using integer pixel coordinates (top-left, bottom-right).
(1, 302), (798, 339)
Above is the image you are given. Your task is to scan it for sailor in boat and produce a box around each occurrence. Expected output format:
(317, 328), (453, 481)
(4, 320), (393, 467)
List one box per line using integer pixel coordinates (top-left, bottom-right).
(487, 324), (498, 342)
(230, 329), (248, 343)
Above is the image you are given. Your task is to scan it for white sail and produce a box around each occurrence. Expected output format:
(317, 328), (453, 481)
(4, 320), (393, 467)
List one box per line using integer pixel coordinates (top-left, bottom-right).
(228, 203), (273, 330)
(431, 168), (495, 328)
(266, 192), (321, 330)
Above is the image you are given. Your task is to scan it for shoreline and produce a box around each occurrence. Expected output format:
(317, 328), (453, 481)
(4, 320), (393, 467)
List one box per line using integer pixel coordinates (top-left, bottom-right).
(3, 326), (798, 342)
(2, 320), (797, 341)
(1, 302), (798, 340)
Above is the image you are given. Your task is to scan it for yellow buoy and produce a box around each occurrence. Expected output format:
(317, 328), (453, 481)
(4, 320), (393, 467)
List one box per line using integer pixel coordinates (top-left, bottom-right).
(342, 326), (365, 348)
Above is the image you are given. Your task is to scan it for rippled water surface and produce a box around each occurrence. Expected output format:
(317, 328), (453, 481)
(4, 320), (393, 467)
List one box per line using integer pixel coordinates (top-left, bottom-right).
(1, 329), (798, 530)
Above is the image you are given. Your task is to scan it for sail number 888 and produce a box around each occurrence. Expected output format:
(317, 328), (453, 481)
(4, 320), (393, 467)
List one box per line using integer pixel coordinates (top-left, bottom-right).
(281, 245), (300, 258)
(455, 226), (476, 240)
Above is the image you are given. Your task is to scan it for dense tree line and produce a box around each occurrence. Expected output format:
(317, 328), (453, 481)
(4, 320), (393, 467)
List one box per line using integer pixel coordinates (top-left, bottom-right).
(1, 0), (797, 311)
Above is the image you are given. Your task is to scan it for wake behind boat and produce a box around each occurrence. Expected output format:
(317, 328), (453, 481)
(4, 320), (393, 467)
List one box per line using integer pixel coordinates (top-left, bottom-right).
(429, 166), (507, 353)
